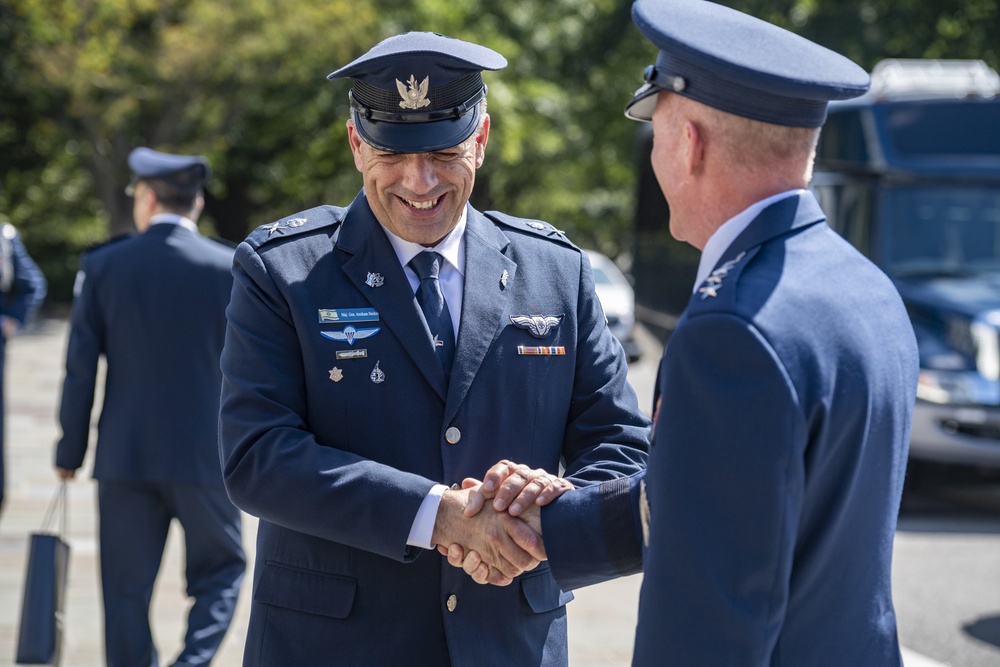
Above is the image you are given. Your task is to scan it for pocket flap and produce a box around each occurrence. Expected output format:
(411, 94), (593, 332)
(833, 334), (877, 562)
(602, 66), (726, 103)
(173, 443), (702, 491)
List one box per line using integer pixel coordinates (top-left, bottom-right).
(255, 562), (357, 619)
(520, 568), (574, 613)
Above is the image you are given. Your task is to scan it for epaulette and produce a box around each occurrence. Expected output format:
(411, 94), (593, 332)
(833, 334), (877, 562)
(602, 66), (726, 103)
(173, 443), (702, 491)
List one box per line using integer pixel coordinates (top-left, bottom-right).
(246, 205), (346, 250)
(687, 248), (758, 314)
(82, 232), (134, 256)
(484, 211), (577, 249)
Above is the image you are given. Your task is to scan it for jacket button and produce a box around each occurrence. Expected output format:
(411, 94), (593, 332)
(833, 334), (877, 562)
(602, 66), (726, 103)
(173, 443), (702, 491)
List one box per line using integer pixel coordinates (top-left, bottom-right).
(445, 427), (462, 444)
(446, 594), (458, 612)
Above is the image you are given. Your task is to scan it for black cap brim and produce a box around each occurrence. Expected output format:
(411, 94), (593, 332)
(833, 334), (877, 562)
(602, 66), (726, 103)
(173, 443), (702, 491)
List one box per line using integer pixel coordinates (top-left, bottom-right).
(353, 104), (482, 153)
(624, 83), (661, 122)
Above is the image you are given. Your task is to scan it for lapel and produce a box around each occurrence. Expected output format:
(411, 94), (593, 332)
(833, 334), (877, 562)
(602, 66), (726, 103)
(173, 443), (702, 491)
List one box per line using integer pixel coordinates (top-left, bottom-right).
(337, 191), (448, 401)
(444, 208), (516, 422)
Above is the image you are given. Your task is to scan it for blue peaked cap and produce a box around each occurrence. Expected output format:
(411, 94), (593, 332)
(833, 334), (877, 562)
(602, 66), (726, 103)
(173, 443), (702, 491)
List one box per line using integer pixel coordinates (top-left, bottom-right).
(626, 0), (871, 127)
(127, 147), (210, 192)
(327, 32), (507, 153)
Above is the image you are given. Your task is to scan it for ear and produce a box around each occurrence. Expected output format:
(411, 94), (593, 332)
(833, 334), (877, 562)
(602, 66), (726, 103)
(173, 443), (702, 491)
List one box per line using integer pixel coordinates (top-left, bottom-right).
(473, 114), (490, 169)
(346, 119), (366, 172)
(191, 194), (205, 219)
(682, 118), (704, 177)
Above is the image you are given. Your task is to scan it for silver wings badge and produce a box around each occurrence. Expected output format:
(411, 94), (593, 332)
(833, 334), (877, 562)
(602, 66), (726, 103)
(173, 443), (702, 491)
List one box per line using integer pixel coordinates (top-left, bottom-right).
(320, 325), (381, 346)
(510, 314), (564, 339)
(396, 75), (431, 109)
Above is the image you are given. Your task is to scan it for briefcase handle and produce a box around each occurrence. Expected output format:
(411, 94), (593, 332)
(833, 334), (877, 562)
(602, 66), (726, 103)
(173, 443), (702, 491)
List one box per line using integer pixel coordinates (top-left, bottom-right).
(39, 482), (67, 538)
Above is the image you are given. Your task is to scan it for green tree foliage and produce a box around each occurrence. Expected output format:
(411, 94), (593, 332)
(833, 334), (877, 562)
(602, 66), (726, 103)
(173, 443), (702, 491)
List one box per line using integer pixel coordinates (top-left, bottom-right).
(1, 0), (997, 303)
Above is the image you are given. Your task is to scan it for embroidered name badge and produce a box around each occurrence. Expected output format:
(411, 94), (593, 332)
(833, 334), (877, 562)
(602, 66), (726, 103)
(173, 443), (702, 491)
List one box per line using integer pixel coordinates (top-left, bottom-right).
(318, 308), (380, 323)
(517, 346), (566, 356)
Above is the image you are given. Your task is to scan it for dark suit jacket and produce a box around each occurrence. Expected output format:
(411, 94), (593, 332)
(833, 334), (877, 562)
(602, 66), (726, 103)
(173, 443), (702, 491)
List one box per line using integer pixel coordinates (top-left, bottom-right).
(0, 222), (47, 329)
(56, 223), (235, 484)
(219, 191), (650, 666)
(543, 192), (918, 667)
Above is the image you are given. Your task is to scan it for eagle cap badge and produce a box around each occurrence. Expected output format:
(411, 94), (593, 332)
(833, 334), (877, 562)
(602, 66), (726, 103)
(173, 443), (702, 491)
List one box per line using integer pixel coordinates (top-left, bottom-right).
(397, 75), (431, 109)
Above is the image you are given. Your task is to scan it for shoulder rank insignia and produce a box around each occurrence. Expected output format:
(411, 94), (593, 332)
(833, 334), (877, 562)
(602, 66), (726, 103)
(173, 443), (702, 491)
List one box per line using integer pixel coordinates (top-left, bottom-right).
(321, 325), (381, 346)
(261, 218), (307, 237)
(510, 314), (564, 338)
(698, 251), (746, 300)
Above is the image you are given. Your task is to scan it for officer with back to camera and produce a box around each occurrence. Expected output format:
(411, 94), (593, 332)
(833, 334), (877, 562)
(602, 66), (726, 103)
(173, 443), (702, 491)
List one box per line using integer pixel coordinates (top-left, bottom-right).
(56, 148), (245, 667)
(451, 2), (920, 665)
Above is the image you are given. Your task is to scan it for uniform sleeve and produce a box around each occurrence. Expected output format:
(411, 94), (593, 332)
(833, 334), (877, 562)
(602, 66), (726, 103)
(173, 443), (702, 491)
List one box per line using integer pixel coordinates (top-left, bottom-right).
(559, 251), (651, 484)
(632, 312), (806, 665)
(55, 254), (102, 471)
(219, 243), (435, 562)
(541, 471), (645, 590)
(4, 230), (47, 326)
(533, 251), (650, 590)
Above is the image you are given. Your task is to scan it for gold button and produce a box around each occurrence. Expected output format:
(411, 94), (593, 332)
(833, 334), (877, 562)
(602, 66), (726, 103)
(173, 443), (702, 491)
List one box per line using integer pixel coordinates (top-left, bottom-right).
(445, 427), (461, 444)
(446, 594), (458, 612)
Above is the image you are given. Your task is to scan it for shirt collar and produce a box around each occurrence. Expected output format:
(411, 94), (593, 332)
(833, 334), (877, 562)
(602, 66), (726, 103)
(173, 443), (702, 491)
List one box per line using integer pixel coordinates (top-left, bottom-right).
(380, 207), (467, 277)
(149, 213), (199, 234)
(693, 189), (805, 292)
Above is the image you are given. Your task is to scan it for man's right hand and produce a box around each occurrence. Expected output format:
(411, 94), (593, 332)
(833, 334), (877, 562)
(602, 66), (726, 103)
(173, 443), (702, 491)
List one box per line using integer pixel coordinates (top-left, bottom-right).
(431, 486), (541, 585)
(463, 459), (574, 517)
(56, 467), (76, 480)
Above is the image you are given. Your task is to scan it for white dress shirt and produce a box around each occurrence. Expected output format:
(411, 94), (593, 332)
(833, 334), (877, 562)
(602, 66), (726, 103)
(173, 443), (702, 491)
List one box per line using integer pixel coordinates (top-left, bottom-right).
(379, 209), (468, 549)
(149, 212), (199, 233)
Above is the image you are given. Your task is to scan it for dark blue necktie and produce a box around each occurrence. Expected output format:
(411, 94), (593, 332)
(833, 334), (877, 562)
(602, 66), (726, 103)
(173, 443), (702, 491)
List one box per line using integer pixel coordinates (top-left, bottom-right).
(409, 252), (456, 374)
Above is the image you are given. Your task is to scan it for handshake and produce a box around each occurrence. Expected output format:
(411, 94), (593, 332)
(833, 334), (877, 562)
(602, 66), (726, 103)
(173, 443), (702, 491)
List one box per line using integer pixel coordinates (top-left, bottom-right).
(431, 460), (574, 586)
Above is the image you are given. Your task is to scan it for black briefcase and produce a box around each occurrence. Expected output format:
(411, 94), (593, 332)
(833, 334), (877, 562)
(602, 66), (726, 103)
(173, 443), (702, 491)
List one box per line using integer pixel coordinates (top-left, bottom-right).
(15, 483), (70, 665)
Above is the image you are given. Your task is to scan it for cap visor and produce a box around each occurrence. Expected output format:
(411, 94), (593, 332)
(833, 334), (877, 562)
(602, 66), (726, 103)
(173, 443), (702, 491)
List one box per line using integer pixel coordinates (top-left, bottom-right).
(624, 84), (661, 122)
(355, 107), (481, 153)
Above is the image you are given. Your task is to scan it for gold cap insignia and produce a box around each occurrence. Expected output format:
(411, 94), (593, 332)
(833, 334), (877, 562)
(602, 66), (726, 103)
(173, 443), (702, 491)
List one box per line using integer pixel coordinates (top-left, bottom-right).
(396, 75), (431, 109)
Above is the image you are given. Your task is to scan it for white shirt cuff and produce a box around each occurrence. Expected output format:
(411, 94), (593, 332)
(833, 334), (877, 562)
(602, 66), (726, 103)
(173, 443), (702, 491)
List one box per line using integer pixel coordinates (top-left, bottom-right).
(406, 484), (448, 549)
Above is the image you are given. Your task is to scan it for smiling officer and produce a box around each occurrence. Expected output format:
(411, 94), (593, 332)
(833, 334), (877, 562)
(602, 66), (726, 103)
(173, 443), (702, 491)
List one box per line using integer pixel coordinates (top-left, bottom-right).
(218, 32), (649, 666)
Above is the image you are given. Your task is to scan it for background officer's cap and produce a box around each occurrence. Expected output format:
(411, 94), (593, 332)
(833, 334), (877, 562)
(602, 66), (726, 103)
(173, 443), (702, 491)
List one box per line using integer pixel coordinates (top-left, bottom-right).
(127, 147), (210, 194)
(327, 32), (507, 153)
(626, 0), (870, 128)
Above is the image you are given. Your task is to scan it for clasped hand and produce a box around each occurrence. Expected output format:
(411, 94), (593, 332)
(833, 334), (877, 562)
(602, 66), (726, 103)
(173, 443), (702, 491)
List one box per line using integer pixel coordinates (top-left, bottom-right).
(432, 460), (573, 586)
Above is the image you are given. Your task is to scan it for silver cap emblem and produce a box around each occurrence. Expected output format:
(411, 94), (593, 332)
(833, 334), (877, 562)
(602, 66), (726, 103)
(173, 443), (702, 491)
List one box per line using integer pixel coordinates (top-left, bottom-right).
(397, 75), (431, 110)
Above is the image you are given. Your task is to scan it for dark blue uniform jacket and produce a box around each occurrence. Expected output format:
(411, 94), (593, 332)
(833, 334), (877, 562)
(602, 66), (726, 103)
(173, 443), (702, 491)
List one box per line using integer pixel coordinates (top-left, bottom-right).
(219, 191), (650, 667)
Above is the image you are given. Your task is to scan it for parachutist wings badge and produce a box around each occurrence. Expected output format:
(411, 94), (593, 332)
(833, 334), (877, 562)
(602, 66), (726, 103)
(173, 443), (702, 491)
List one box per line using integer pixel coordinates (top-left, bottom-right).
(320, 325), (381, 346)
(510, 314), (564, 339)
(397, 75), (431, 109)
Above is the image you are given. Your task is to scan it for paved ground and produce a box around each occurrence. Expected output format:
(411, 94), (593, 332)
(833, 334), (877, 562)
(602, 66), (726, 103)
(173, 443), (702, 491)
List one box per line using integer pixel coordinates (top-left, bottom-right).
(0, 318), (944, 666)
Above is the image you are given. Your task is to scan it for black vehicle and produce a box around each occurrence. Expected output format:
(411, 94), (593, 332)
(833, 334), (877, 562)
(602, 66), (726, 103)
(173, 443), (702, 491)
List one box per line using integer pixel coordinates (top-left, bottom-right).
(632, 58), (1000, 469)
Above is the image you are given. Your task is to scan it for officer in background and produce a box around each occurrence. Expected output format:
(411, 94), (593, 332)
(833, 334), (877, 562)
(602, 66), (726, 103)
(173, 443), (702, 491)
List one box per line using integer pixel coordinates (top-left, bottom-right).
(454, 1), (920, 665)
(0, 180), (47, 516)
(218, 32), (649, 666)
(55, 148), (245, 667)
